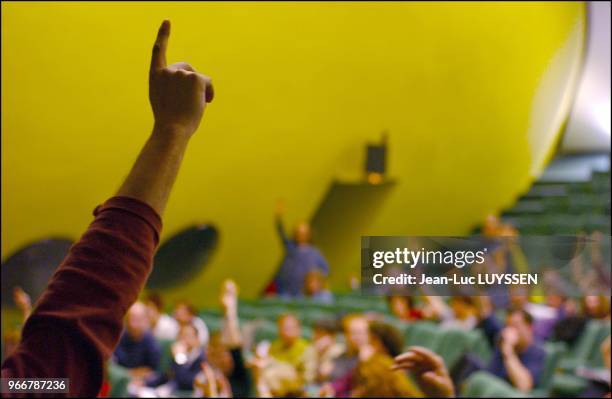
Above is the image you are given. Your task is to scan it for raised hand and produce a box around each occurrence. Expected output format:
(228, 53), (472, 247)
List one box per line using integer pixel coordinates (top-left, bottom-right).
(274, 199), (285, 217)
(220, 279), (238, 313)
(149, 20), (214, 138)
(392, 346), (455, 398)
(13, 286), (32, 315)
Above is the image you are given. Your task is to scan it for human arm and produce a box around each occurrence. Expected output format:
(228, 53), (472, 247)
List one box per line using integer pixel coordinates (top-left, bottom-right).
(499, 328), (537, 392)
(117, 20), (213, 215)
(12, 287), (32, 322)
(0, 20), (213, 397)
(392, 346), (455, 398)
(274, 199), (291, 247)
(220, 279), (242, 348)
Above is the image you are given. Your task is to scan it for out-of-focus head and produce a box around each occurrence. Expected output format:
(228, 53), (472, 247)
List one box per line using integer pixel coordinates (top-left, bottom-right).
(387, 296), (412, 319)
(259, 360), (304, 398)
(506, 309), (534, 348)
(126, 302), (151, 340)
(546, 295), (566, 309)
(343, 314), (370, 352)
(583, 295), (610, 319)
(278, 313), (301, 345)
(483, 214), (501, 236)
(206, 332), (234, 376)
(368, 322), (404, 358)
(313, 318), (338, 342)
(450, 296), (476, 319)
(174, 301), (196, 325)
(293, 221), (311, 244)
(508, 285), (529, 309)
(144, 292), (164, 324)
(178, 323), (201, 352)
(304, 269), (325, 296)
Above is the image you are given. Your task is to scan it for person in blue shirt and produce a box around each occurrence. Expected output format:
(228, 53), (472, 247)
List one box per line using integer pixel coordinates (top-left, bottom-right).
(271, 200), (329, 297)
(113, 302), (161, 382)
(486, 309), (546, 392)
(168, 324), (207, 392)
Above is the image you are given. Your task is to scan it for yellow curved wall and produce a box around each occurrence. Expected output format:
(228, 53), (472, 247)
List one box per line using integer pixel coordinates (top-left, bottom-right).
(1, 2), (584, 305)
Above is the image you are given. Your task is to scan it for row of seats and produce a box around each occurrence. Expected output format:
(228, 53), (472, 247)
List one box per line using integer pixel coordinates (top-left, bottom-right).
(501, 169), (610, 235)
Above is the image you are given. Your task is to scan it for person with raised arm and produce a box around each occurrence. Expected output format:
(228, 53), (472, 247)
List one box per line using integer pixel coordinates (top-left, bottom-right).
(0, 20), (213, 397)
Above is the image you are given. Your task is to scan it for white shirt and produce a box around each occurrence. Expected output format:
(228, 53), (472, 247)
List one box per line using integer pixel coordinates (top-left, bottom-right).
(153, 314), (179, 341)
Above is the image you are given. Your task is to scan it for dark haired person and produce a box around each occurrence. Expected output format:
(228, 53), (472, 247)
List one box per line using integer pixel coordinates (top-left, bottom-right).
(174, 301), (209, 347)
(387, 295), (424, 321)
(422, 295), (478, 330)
(145, 292), (179, 341)
(0, 20), (214, 397)
(308, 319), (344, 384)
(455, 308), (546, 393)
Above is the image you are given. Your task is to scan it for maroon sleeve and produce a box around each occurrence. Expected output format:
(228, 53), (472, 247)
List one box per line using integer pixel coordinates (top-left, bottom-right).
(1, 196), (162, 397)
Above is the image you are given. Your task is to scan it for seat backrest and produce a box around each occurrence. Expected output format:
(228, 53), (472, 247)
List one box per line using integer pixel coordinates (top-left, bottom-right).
(462, 370), (529, 398)
(466, 329), (493, 363)
(587, 321), (611, 368)
(157, 338), (175, 374)
(436, 327), (472, 370)
(570, 320), (605, 362)
(537, 341), (566, 391)
(405, 321), (440, 350)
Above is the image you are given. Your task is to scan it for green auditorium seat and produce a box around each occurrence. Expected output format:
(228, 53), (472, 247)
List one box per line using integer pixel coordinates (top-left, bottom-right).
(558, 320), (608, 372)
(551, 320), (610, 397)
(435, 328), (474, 370)
(529, 341), (566, 397)
(158, 338), (175, 374)
(107, 361), (130, 398)
(466, 329), (492, 363)
(405, 321), (440, 350)
(462, 371), (529, 398)
(200, 313), (223, 332)
(253, 321), (278, 343)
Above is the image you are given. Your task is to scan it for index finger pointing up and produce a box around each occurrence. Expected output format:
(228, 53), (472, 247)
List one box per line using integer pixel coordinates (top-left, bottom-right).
(151, 20), (170, 72)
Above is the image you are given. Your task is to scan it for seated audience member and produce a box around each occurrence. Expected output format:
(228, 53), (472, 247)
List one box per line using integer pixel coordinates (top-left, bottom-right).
(113, 302), (161, 382)
(193, 361), (232, 397)
(174, 301), (210, 347)
(456, 308), (545, 393)
(0, 20), (214, 396)
(137, 324), (211, 397)
(422, 296), (477, 330)
(204, 279), (253, 397)
(307, 319), (345, 384)
(552, 295), (611, 345)
(251, 356), (305, 398)
(583, 295), (611, 320)
(387, 295), (424, 321)
(324, 314), (369, 397)
(303, 269), (334, 303)
(144, 292), (179, 341)
(269, 313), (314, 380)
(166, 324), (207, 393)
(271, 199), (329, 297)
(488, 309), (545, 391)
(350, 321), (422, 397)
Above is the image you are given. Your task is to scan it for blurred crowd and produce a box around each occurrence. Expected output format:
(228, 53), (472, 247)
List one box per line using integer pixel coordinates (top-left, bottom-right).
(2, 214), (610, 398)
